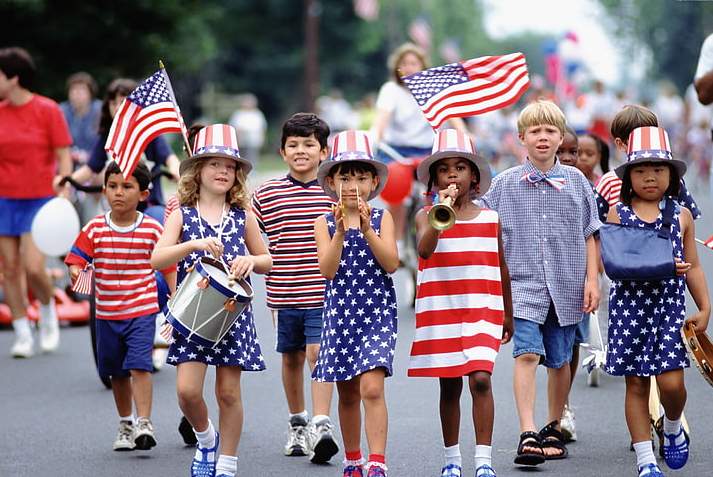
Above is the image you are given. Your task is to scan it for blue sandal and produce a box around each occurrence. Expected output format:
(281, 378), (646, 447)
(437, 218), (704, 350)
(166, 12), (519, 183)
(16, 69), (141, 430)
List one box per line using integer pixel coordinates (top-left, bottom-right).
(638, 463), (664, 477)
(191, 432), (220, 477)
(662, 426), (689, 469)
(440, 463), (462, 477)
(475, 464), (496, 477)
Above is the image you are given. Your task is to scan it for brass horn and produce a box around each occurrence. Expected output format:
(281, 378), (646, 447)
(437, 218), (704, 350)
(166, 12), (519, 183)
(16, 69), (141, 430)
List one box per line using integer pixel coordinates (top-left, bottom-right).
(428, 196), (456, 230)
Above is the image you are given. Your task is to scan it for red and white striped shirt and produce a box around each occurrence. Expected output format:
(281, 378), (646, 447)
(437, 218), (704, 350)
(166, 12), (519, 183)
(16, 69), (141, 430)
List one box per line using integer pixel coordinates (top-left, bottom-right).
(252, 175), (333, 309)
(65, 212), (162, 320)
(408, 209), (504, 377)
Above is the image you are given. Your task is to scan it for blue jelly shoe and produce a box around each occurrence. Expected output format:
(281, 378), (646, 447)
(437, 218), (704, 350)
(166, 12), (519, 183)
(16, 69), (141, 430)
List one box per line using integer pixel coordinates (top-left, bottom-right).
(191, 432), (220, 477)
(638, 463), (665, 477)
(475, 464), (496, 477)
(343, 463), (364, 477)
(662, 425), (689, 469)
(440, 463), (462, 477)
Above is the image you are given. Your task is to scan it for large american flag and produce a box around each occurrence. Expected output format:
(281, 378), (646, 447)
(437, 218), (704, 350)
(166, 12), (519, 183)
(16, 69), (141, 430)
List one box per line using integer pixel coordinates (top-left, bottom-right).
(105, 68), (187, 179)
(403, 52), (530, 129)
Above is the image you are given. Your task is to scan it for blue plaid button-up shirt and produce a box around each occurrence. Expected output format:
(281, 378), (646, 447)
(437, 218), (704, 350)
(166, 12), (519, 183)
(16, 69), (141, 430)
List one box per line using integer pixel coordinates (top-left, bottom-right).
(481, 160), (601, 326)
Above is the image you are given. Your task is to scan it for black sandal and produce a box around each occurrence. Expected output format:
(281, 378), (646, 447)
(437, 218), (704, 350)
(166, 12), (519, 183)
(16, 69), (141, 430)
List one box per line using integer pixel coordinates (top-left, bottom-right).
(514, 431), (546, 466)
(539, 420), (568, 460)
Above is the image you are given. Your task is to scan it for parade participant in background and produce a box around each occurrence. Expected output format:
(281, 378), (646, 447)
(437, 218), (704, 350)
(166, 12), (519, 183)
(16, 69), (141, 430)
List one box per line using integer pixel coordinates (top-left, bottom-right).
(370, 42), (470, 259)
(557, 126), (579, 167)
(228, 93), (266, 167)
(0, 47), (72, 358)
(151, 124), (272, 477)
(694, 32), (713, 194)
(70, 78), (181, 224)
(604, 126), (710, 477)
(65, 161), (163, 452)
(251, 113), (339, 463)
(576, 132), (610, 185)
(313, 130), (399, 477)
(594, 105), (701, 223)
(408, 129), (513, 477)
(481, 100), (600, 466)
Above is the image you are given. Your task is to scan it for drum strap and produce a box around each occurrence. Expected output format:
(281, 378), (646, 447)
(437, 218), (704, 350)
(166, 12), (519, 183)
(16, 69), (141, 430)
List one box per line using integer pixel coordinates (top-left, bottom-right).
(195, 203), (232, 272)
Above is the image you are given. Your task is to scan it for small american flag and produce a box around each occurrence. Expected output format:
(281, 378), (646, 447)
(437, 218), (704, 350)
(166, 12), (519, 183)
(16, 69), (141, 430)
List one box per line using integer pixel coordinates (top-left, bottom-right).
(105, 68), (187, 179)
(354, 0), (378, 21)
(409, 17), (431, 50)
(403, 52), (530, 130)
(705, 234), (713, 250)
(72, 266), (94, 295)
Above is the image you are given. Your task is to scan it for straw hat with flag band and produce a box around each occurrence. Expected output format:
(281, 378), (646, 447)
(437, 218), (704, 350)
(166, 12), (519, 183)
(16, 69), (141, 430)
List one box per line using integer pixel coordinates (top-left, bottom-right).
(317, 130), (388, 201)
(179, 124), (252, 176)
(416, 129), (491, 196)
(614, 126), (686, 180)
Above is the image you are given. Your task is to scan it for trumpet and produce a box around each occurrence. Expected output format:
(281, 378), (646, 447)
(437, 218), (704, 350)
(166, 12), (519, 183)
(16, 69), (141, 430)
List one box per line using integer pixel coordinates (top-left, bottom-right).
(428, 196), (456, 230)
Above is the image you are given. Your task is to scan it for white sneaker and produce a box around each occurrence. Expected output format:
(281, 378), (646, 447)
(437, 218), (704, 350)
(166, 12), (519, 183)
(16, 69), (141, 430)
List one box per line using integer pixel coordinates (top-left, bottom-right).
(113, 420), (136, 451)
(133, 417), (157, 450)
(284, 416), (308, 456)
(307, 419), (339, 464)
(39, 315), (59, 353)
(560, 404), (577, 442)
(11, 333), (34, 358)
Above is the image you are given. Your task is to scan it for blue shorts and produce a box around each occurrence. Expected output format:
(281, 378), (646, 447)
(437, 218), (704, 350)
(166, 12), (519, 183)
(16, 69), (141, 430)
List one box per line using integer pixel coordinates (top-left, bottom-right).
(512, 303), (577, 369)
(276, 308), (323, 353)
(574, 313), (590, 345)
(375, 145), (431, 164)
(96, 314), (155, 377)
(0, 197), (53, 236)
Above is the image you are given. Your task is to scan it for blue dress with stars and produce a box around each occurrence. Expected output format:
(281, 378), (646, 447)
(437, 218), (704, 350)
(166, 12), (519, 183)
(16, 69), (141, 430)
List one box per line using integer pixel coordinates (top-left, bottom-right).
(312, 208), (398, 382)
(167, 206), (266, 371)
(606, 200), (689, 376)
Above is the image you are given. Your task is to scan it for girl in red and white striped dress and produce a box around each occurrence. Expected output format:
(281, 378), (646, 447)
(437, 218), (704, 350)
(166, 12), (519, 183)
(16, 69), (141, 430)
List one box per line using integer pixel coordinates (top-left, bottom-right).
(408, 130), (513, 477)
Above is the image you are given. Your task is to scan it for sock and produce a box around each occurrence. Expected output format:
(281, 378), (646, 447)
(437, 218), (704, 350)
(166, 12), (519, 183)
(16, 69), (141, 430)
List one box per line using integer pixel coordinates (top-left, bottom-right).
(289, 410), (308, 426)
(444, 444), (462, 467)
(312, 414), (330, 426)
(12, 317), (32, 338)
(368, 454), (385, 464)
(345, 450), (362, 466)
(215, 455), (238, 476)
(119, 414), (134, 424)
(194, 420), (216, 450)
(475, 445), (492, 469)
(663, 416), (685, 445)
(633, 440), (656, 469)
(39, 296), (57, 324)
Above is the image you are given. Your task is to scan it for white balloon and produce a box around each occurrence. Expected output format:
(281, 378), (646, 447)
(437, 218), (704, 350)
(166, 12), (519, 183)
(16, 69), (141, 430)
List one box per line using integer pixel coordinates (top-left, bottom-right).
(31, 198), (80, 257)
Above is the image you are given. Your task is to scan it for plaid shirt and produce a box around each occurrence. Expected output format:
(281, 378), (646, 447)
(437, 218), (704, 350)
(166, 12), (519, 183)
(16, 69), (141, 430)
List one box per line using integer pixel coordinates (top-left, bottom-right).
(481, 160), (601, 326)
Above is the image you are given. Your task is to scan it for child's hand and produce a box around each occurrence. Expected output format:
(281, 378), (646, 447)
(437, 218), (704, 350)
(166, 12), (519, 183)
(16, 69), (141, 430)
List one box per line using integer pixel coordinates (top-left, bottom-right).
(230, 255), (255, 280)
(674, 257), (692, 276)
(501, 315), (514, 344)
(68, 265), (81, 284)
(332, 203), (346, 234)
(358, 196), (372, 234)
(583, 277), (600, 313)
(193, 237), (224, 258)
(437, 184), (458, 203)
(687, 311), (710, 333)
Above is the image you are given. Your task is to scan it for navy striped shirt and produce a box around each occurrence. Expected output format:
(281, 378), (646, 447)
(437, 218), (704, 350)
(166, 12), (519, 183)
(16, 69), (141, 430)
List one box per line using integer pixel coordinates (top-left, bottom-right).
(252, 175), (334, 309)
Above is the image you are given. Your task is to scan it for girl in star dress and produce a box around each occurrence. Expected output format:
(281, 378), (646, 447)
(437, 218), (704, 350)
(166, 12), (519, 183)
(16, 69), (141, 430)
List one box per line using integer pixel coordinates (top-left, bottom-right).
(151, 124), (272, 477)
(313, 131), (399, 477)
(604, 126), (710, 477)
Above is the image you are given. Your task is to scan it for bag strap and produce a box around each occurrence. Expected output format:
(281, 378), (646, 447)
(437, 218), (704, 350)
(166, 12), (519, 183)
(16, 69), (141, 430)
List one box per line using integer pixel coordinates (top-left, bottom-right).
(657, 198), (675, 239)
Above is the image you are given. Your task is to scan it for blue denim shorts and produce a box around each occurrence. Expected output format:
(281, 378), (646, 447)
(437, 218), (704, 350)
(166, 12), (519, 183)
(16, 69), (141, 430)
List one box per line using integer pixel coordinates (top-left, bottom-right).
(512, 303), (577, 369)
(574, 312), (590, 345)
(0, 196), (53, 236)
(276, 308), (324, 353)
(96, 314), (155, 377)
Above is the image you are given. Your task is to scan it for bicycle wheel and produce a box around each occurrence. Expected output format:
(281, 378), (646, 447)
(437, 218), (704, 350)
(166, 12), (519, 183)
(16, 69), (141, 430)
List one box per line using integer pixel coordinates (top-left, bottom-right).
(88, 289), (112, 389)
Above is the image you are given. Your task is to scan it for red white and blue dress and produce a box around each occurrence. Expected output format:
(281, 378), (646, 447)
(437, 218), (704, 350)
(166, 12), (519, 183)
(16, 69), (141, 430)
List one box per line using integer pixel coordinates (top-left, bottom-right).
(312, 208), (398, 382)
(167, 206), (266, 370)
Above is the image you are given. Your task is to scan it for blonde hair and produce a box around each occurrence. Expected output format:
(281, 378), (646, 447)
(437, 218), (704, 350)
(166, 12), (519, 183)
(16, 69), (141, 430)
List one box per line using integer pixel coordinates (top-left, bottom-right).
(177, 159), (249, 209)
(387, 42), (429, 85)
(517, 100), (567, 136)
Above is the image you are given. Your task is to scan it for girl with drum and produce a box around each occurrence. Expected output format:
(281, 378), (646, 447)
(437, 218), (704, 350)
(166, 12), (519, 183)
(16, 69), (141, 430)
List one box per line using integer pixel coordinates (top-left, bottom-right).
(312, 130), (399, 477)
(151, 124), (272, 477)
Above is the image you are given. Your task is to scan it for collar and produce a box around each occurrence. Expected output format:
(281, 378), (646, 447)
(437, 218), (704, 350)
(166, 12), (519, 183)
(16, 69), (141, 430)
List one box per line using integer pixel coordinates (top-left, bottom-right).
(522, 158), (562, 177)
(286, 174), (319, 188)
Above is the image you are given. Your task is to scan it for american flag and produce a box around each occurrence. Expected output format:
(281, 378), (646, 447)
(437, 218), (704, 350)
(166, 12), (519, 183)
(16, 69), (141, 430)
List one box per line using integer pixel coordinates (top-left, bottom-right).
(409, 17), (432, 50)
(704, 234), (713, 250)
(72, 266), (94, 295)
(403, 52), (530, 130)
(354, 0), (378, 21)
(105, 68), (187, 179)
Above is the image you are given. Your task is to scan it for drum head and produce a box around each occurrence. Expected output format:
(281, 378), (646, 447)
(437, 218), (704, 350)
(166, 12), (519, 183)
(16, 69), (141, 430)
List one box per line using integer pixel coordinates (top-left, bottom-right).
(199, 257), (253, 298)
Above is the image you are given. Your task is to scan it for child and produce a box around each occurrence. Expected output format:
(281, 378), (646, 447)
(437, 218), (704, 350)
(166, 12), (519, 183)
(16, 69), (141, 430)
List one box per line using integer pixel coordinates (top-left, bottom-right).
(312, 130), (399, 477)
(594, 105), (701, 223)
(480, 100), (601, 466)
(408, 129), (513, 477)
(65, 160), (161, 451)
(251, 113), (338, 463)
(576, 132), (610, 185)
(151, 124), (272, 477)
(557, 126), (579, 167)
(604, 126), (710, 477)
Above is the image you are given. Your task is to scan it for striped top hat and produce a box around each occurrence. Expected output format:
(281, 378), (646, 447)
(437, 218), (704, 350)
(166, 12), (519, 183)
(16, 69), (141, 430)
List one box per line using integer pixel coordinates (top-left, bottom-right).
(614, 126), (686, 179)
(317, 130), (388, 201)
(179, 124), (252, 176)
(416, 129), (491, 196)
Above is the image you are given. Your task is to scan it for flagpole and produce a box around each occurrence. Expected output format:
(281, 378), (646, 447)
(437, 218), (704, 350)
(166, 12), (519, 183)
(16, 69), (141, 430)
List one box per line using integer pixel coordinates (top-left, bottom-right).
(159, 60), (192, 156)
(695, 238), (712, 250)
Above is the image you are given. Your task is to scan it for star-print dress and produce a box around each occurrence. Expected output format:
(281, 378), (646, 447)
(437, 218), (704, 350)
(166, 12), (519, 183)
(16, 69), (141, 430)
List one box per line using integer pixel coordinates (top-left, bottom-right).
(606, 200), (689, 376)
(312, 208), (398, 382)
(167, 206), (266, 371)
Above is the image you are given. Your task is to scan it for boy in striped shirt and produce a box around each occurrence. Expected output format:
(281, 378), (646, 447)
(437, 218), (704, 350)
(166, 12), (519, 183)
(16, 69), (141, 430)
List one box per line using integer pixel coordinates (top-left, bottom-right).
(66, 161), (165, 452)
(252, 113), (338, 463)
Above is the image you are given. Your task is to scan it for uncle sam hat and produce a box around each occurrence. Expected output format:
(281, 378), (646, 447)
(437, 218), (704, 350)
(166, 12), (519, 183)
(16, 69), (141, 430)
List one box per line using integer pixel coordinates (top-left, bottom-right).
(317, 130), (388, 201)
(614, 126), (686, 179)
(179, 124), (252, 176)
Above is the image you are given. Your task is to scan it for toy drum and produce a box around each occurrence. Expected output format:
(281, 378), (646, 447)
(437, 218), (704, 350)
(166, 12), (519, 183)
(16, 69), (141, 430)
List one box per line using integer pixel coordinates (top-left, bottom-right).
(165, 257), (253, 348)
(681, 321), (713, 389)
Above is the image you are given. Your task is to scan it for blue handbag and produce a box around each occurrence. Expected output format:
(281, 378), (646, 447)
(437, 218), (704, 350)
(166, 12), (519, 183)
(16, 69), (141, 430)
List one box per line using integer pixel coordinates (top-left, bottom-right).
(599, 199), (676, 281)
